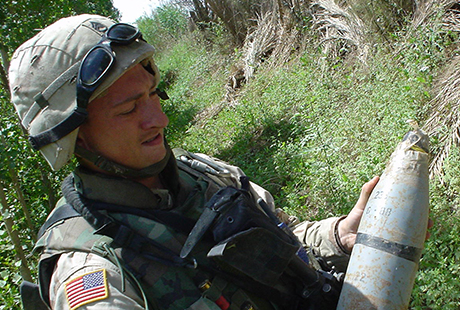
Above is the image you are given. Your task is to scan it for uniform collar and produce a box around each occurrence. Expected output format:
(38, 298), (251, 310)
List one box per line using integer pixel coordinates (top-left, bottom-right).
(73, 166), (173, 210)
(72, 163), (207, 214)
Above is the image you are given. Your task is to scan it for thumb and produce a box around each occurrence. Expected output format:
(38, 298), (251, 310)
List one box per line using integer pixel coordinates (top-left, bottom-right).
(348, 176), (380, 228)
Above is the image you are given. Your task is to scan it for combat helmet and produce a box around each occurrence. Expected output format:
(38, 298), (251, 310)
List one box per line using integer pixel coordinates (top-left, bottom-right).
(9, 14), (171, 177)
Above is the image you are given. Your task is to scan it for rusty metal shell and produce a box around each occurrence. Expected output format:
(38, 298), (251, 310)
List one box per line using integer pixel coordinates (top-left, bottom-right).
(337, 125), (430, 310)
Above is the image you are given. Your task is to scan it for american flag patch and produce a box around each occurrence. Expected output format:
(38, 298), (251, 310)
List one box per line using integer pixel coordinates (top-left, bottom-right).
(65, 269), (108, 309)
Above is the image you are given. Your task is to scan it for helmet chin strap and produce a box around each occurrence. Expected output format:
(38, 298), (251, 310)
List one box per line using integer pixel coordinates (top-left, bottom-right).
(74, 140), (172, 179)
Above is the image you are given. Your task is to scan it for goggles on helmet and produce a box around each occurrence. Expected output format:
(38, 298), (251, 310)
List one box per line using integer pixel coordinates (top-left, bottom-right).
(28, 23), (145, 151)
(76, 23), (142, 108)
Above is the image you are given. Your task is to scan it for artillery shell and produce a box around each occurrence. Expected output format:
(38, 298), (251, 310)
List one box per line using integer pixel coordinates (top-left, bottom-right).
(337, 123), (430, 310)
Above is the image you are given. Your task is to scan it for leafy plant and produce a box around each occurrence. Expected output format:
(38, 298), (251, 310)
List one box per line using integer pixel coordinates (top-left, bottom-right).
(136, 3), (189, 53)
(153, 3), (459, 306)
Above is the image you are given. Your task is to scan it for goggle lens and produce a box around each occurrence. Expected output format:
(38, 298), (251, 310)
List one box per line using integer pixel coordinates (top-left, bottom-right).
(77, 23), (143, 106)
(80, 48), (113, 86)
(107, 24), (139, 42)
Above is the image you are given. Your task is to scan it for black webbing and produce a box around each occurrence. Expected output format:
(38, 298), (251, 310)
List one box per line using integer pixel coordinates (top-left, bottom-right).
(28, 107), (88, 150)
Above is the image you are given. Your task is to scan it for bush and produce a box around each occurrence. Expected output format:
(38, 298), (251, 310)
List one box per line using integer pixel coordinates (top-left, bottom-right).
(153, 9), (459, 306)
(136, 3), (189, 53)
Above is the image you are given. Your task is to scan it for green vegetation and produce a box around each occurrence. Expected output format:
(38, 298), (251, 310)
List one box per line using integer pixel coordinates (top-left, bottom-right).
(147, 2), (460, 308)
(0, 2), (120, 308)
(1, 0), (460, 309)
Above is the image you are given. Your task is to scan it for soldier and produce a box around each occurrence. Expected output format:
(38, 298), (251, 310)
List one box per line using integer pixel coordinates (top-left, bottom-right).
(10, 14), (379, 309)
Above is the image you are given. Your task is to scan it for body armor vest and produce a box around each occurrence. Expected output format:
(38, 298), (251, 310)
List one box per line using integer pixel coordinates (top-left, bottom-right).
(23, 149), (342, 310)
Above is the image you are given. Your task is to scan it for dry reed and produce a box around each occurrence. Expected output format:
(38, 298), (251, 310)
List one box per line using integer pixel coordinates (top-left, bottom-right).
(416, 1), (460, 179)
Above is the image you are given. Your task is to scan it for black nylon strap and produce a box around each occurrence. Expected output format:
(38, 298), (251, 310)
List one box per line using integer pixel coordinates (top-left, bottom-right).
(28, 107), (88, 150)
(73, 140), (172, 178)
(90, 200), (196, 235)
(180, 189), (242, 259)
(356, 232), (423, 263)
(38, 203), (81, 239)
(59, 175), (196, 267)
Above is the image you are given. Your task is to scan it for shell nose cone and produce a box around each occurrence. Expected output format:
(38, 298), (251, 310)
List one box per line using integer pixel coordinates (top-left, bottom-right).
(402, 129), (430, 154)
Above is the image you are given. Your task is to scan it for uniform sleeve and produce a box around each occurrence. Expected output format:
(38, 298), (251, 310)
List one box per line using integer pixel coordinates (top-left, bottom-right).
(49, 252), (146, 310)
(293, 216), (350, 272)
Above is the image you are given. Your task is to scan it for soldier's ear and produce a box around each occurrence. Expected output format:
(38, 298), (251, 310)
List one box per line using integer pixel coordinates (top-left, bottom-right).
(76, 132), (90, 151)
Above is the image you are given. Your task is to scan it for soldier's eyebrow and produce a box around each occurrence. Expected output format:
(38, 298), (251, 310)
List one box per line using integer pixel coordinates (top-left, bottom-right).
(112, 93), (143, 107)
(112, 83), (156, 108)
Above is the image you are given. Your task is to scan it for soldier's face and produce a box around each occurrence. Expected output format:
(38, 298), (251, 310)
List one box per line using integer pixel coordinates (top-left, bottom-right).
(77, 64), (170, 170)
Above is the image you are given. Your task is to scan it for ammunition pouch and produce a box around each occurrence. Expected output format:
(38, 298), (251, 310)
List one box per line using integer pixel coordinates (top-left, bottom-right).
(205, 186), (299, 286)
(20, 281), (50, 310)
(181, 183), (343, 309)
(209, 227), (298, 286)
(209, 186), (294, 244)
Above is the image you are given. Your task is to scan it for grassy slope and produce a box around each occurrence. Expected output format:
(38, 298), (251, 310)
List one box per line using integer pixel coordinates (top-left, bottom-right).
(156, 27), (460, 308)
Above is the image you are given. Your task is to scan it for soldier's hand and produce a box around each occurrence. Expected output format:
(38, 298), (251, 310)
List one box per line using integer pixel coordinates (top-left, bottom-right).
(337, 176), (433, 253)
(337, 176), (379, 253)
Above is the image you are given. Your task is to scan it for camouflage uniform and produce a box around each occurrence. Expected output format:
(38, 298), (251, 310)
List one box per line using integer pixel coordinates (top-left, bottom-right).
(8, 14), (350, 310)
(35, 151), (350, 310)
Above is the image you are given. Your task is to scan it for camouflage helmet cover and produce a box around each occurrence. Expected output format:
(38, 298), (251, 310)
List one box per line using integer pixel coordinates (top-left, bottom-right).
(8, 14), (160, 170)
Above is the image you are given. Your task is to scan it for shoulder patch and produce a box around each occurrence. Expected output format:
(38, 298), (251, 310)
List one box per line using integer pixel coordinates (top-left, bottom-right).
(65, 269), (108, 309)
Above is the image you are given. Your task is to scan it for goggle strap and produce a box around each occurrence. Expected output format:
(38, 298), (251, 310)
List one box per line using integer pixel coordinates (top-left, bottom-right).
(156, 89), (169, 100)
(22, 61), (81, 129)
(106, 23), (140, 43)
(29, 106), (88, 150)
